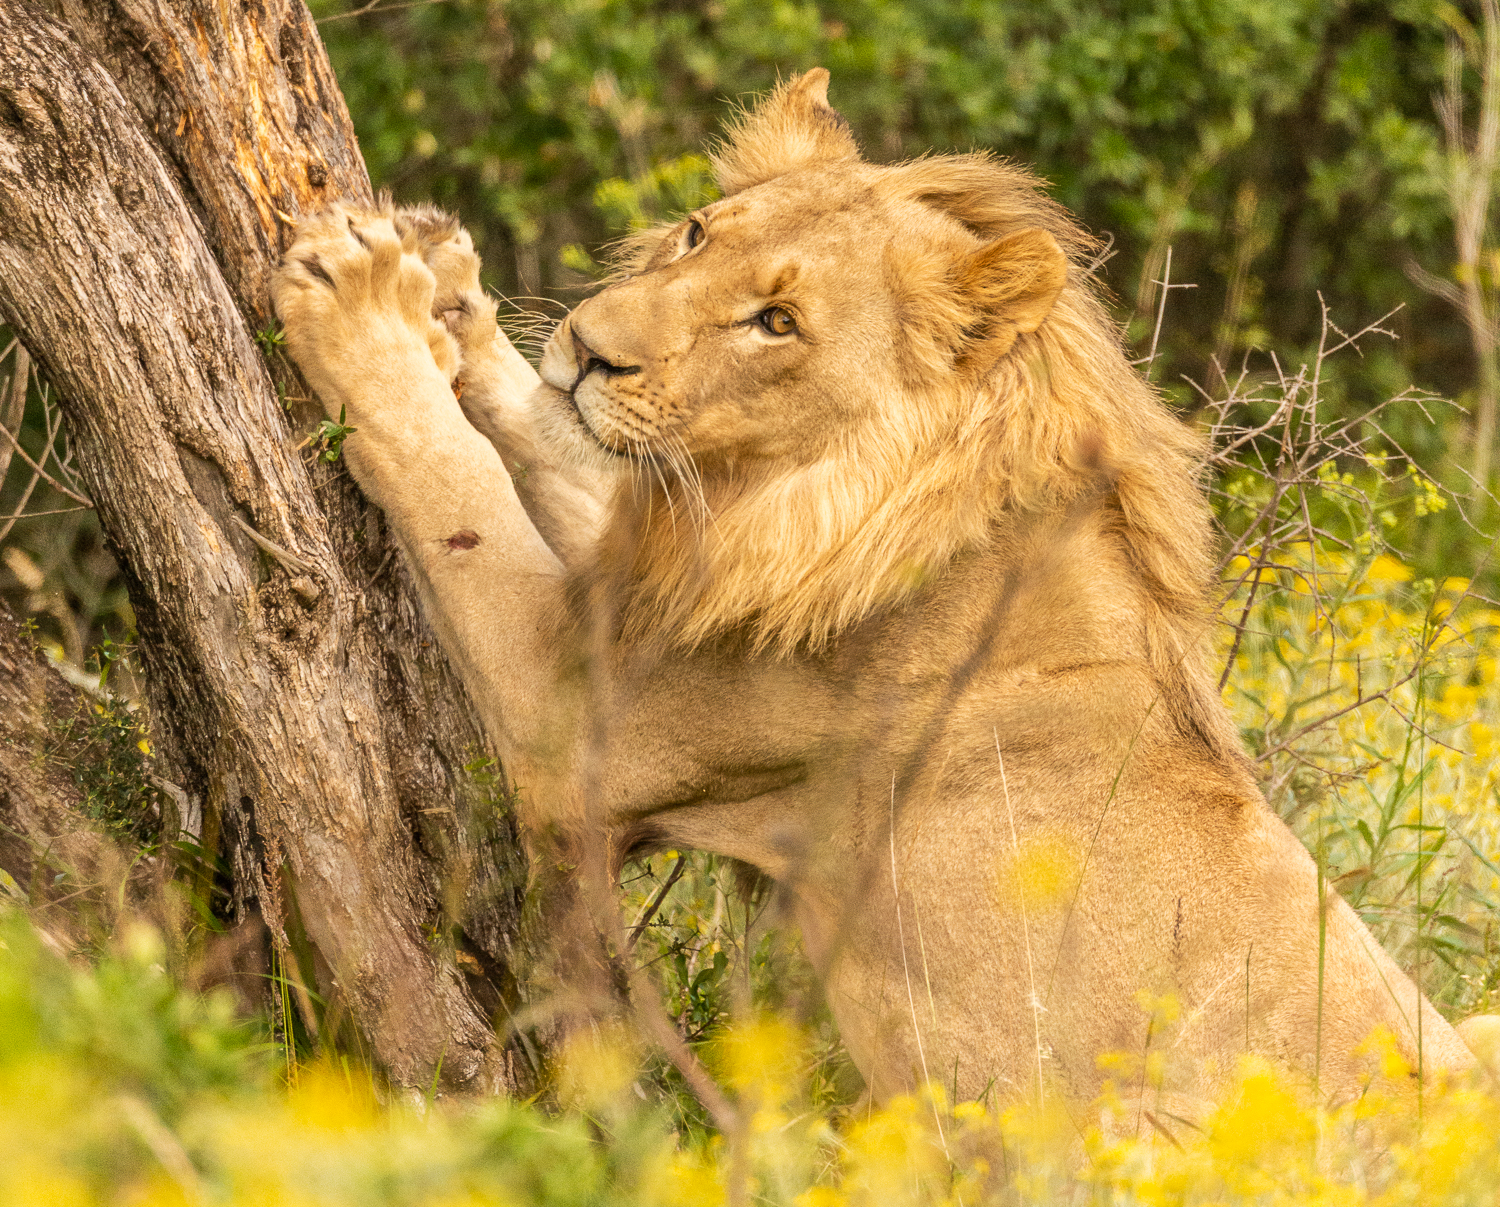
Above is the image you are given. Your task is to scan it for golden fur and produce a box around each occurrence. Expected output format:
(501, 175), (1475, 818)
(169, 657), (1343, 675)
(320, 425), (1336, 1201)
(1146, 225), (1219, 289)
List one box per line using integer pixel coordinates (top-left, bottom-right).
(582, 72), (1238, 768)
(271, 69), (1485, 1112)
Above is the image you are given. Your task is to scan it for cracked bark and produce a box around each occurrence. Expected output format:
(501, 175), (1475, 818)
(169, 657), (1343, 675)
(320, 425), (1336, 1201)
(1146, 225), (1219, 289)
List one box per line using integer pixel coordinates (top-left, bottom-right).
(0, 0), (528, 1093)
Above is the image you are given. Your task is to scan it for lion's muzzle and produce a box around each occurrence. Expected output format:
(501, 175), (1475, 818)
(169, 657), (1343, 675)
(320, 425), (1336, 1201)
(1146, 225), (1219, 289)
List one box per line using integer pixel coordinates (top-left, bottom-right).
(570, 328), (640, 393)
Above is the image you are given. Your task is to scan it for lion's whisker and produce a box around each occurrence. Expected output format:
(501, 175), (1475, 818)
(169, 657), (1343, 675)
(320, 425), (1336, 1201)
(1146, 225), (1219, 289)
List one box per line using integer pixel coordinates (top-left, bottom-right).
(657, 436), (705, 539)
(644, 446), (677, 538)
(665, 430), (712, 535)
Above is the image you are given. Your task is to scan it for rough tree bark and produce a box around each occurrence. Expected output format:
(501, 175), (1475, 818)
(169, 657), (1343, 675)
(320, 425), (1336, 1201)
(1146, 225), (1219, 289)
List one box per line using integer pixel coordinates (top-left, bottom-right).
(0, 0), (528, 1093)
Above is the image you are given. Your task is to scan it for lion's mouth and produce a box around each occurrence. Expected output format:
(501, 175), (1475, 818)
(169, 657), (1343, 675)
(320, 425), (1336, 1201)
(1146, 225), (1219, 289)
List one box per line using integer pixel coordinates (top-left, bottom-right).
(559, 383), (635, 460)
(545, 341), (655, 461)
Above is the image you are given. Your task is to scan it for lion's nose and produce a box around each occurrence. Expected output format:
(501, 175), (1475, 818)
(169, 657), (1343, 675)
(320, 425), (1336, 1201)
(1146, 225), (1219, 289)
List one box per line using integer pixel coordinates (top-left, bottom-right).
(570, 326), (639, 382)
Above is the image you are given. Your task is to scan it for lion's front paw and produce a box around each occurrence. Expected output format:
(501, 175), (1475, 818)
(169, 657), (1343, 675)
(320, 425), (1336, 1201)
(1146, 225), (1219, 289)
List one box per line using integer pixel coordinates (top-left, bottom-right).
(273, 203), (461, 408)
(391, 204), (500, 358)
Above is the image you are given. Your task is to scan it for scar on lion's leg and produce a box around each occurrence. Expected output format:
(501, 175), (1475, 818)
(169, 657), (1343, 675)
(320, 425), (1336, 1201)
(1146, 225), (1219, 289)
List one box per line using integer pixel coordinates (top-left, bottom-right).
(445, 530), (480, 551)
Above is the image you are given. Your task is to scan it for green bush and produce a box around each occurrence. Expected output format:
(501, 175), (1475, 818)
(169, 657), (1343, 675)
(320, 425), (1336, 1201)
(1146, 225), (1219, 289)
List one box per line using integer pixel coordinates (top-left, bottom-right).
(314, 0), (1467, 415)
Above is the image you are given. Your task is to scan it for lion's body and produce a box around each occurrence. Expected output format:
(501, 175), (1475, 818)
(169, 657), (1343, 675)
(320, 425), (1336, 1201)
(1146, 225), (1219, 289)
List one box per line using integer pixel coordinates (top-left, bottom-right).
(272, 70), (1475, 1109)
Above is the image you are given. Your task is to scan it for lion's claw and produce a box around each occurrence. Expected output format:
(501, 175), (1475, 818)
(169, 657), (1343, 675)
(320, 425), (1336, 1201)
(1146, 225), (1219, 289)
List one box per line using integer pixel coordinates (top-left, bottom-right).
(391, 203), (498, 357)
(271, 202), (462, 399)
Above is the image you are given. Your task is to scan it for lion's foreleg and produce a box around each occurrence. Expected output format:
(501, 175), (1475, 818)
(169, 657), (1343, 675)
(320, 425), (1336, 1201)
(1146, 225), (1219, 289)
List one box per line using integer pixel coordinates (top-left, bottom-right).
(449, 323), (612, 568)
(272, 205), (571, 761)
(391, 207), (612, 567)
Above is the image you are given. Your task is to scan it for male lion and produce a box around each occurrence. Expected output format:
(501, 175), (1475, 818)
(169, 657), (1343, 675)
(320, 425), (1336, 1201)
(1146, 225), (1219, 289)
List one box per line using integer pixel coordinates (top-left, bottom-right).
(272, 70), (1479, 1108)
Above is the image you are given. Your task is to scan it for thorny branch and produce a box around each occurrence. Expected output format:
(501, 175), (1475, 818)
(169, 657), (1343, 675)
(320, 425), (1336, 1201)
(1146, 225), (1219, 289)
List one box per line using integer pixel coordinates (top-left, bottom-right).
(1199, 297), (1497, 781)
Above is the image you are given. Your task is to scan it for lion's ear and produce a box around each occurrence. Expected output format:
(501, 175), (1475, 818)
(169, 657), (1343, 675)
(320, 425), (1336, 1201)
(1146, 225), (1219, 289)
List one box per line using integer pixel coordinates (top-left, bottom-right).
(713, 68), (860, 195)
(955, 228), (1068, 371)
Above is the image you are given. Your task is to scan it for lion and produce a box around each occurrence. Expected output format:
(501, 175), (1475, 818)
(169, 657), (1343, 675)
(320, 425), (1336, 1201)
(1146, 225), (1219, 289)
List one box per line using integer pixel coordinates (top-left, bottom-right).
(271, 68), (1484, 1111)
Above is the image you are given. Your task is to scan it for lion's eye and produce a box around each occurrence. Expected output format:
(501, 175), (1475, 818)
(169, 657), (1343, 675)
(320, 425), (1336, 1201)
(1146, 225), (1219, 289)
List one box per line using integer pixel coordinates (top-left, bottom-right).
(685, 219), (705, 250)
(759, 306), (797, 336)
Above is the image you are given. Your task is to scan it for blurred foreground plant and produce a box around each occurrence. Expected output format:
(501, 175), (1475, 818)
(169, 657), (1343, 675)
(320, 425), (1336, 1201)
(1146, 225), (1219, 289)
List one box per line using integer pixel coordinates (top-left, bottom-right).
(4, 910), (1499, 1206)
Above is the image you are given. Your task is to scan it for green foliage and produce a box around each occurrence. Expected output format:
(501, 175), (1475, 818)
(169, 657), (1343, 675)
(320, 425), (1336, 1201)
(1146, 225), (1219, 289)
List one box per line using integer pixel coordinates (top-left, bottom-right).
(252, 321), (286, 356)
(594, 152), (720, 234)
(313, 0), (1467, 413)
(0, 914), (264, 1124)
(0, 910), (675, 1205)
(40, 636), (168, 848)
(1221, 550), (1500, 1014)
(305, 403), (358, 465)
(622, 851), (862, 1128)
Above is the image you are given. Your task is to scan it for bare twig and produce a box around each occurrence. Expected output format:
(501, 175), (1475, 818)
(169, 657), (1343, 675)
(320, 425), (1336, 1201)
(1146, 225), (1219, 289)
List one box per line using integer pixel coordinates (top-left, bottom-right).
(1202, 299), (1488, 781)
(0, 375), (91, 545)
(626, 853), (688, 951)
(0, 349), (94, 548)
(0, 419), (94, 508)
(630, 978), (740, 1133)
(1254, 664), (1427, 764)
(316, 0), (452, 22)
(0, 342), (28, 485)
(229, 514), (317, 575)
(1130, 246), (1198, 380)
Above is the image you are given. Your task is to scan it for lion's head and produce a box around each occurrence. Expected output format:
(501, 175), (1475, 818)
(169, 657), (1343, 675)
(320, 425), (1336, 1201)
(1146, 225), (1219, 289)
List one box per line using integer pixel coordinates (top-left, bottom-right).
(537, 69), (1214, 686)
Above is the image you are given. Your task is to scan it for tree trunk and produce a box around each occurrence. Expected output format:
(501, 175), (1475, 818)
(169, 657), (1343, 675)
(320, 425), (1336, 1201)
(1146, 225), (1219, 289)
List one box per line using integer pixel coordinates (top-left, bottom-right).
(0, 0), (528, 1094)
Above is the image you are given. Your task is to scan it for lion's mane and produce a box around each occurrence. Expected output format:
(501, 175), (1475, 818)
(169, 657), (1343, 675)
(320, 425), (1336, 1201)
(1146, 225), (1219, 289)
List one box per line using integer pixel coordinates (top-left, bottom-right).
(578, 78), (1235, 757)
